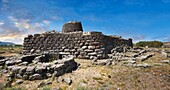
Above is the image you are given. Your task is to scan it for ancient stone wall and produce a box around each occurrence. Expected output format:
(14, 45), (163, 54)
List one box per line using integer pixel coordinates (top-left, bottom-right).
(23, 31), (132, 59)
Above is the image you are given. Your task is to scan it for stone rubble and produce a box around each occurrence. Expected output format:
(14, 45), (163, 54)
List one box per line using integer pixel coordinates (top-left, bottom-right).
(93, 46), (155, 67)
(0, 54), (78, 81)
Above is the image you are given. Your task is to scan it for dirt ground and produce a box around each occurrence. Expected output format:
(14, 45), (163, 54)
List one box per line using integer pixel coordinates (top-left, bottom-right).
(0, 49), (170, 90)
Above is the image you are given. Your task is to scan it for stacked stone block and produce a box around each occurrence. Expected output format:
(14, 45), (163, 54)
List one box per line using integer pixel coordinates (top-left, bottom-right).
(23, 31), (132, 59)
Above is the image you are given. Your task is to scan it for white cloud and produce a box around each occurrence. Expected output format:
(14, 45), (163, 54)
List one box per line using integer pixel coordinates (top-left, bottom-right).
(0, 21), (4, 25)
(0, 16), (48, 44)
(42, 20), (50, 25)
(132, 35), (146, 42)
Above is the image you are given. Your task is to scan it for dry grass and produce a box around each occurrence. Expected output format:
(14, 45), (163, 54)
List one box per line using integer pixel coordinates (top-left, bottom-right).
(0, 47), (169, 90)
(0, 46), (22, 56)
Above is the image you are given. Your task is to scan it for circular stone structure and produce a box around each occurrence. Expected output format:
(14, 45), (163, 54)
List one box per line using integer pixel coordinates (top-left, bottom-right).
(62, 21), (83, 33)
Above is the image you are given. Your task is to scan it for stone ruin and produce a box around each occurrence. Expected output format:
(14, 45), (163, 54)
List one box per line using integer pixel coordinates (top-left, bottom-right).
(0, 53), (78, 81)
(0, 21), (167, 88)
(23, 21), (133, 60)
(0, 21), (134, 87)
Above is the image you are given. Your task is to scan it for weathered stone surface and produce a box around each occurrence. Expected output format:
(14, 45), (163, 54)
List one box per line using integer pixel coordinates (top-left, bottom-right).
(134, 63), (151, 68)
(4, 81), (12, 87)
(63, 77), (72, 85)
(88, 52), (97, 56)
(16, 79), (23, 84)
(57, 76), (64, 83)
(0, 58), (8, 65)
(162, 51), (168, 58)
(29, 74), (42, 80)
(5, 60), (15, 66)
(19, 67), (27, 75)
(123, 60), (136, 64)
(0, 56), (5, 60)
(21, 55), (39, 63)
(23, 26), (132, 59)
(161, 60), (170, 64)
(26, 66), (35, 75)
(35, 65), (47, 74)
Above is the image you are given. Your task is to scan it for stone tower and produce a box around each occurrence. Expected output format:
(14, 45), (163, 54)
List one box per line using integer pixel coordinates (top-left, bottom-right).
(62, 21), (83, 33)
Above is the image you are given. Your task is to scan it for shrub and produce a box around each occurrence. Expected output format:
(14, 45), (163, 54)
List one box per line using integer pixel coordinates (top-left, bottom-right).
(135, 41), (163, 48)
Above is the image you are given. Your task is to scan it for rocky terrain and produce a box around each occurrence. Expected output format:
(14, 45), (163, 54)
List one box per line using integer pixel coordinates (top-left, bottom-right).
(0, 46), (169, 90)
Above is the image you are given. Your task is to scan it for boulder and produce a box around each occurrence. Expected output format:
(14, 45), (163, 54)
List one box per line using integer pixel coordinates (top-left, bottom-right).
(20, 55), (39, 63)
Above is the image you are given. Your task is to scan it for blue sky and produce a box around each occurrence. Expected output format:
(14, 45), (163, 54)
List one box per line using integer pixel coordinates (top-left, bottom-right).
(0, 0), (170, 44)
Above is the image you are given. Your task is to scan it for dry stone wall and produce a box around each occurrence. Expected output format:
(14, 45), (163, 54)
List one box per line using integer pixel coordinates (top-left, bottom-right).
(23, 31), (132, 59)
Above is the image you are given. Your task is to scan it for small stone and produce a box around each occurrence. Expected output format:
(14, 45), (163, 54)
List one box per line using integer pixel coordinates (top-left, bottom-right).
(16, 74), (22, 79)
(22, 75), (29, 80)
(4, 81), (12, 87)
(26, 66), (35, 75)
(1, 70), (8, 74)
(5, 60), (15, 66)
(161, 60), (170, 64)
(57, 76), (63, 83)
(63, 77), (72, 85)
(52, 87), (60, 90)
(19, 67), (27, 75)
(134, 63), (151, 68)
(46, 73), (52, 78)
(88, 46), (95, 49)
(29, 74), (42, 80)
(21, 62), (28, 65)
(16, 79), (23, 84)
(45, 81), (52, 85)
(82, 46), (87, 49)
(37, 82), (45, 88)
(88, 52), (97, 56)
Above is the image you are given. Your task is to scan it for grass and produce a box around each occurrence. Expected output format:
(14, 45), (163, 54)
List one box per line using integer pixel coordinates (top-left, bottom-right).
(82, 79), (88, 84)
(0, 47), (169, 90)
(92, 77), (103, 81)
(41, 85), (50, 90)
(3, 86), (25, 90)
(0, 45), (22, 56)
(76, 86), (88, 90)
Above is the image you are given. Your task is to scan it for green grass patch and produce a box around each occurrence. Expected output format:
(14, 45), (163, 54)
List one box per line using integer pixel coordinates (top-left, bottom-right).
(92, 77), (102, 81)
(76, 86), (88, 90)
(41, 85), (50, 90)
(82, 79), (88, 84)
